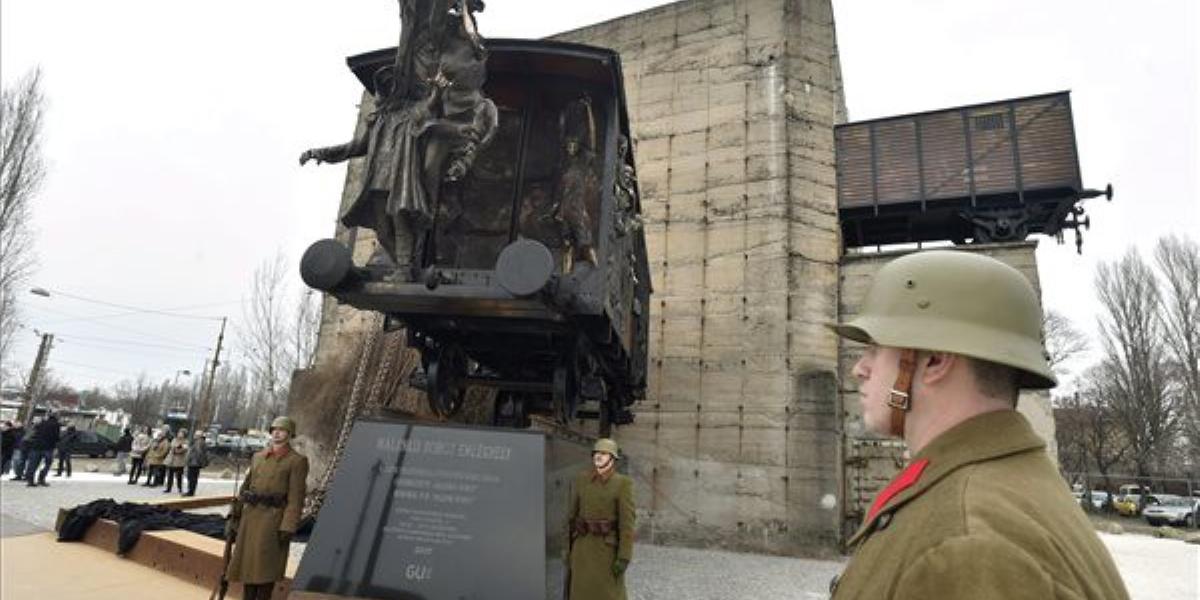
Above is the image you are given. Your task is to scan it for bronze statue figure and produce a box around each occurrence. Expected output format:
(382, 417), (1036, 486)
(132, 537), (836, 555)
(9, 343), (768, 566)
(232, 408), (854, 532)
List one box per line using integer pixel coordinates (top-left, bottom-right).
(301, 0), (497, 275)
(553, 96), (600, 274)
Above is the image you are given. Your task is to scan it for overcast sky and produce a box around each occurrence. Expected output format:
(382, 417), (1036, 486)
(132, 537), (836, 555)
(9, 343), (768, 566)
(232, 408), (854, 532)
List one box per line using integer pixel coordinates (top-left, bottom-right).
(1, 0), (1195, 394)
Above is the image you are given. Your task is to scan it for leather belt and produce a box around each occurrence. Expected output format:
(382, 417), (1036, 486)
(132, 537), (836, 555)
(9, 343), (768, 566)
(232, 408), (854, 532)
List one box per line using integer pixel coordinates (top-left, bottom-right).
(240, 490), (287, 508)
(573, 519), (615, 536)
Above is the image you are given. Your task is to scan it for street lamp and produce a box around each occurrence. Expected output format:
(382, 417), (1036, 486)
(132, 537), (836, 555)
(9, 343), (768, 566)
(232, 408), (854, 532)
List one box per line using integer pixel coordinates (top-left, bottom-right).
(29, 287), (50, 297)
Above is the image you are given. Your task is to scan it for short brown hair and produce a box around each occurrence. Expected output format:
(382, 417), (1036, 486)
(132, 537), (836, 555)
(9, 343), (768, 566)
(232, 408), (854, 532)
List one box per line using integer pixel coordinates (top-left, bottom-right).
(969, 357), (1019, 404)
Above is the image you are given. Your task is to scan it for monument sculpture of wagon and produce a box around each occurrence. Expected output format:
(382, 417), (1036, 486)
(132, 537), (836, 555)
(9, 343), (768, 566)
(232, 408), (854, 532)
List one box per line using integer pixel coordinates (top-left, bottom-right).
(836, 91), (1112, 252)
(299, 4), (651, 438)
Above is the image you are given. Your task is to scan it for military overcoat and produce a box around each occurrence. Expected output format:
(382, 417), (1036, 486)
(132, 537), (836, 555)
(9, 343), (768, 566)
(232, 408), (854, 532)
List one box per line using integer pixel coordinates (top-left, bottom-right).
(226, 445), (308, 585)
(832, 410), (1128, 599)
(567, 469), (635, 600)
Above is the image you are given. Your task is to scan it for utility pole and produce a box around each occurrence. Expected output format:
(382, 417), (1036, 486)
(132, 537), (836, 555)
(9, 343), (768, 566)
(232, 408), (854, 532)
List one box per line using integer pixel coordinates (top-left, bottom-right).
(20, 333), (54, 423)
(198, 317), (226, 429)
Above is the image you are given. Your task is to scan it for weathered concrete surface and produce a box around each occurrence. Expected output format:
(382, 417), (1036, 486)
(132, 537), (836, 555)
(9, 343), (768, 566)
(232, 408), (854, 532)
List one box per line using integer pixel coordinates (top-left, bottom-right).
(292, 0), (849, 556)
(837, 241), (1059, 534)
(553, 0), (848, 556)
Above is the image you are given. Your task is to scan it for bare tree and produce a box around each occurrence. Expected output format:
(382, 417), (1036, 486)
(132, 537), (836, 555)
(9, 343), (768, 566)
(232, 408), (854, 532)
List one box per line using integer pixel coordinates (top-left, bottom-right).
(0, 69), (46, 388)
(1095, 248), (1179, 479)
(114, 376), (161, 428)
(210, 363), (249, 429)
(1052, 392), (1089, 486)
(1153, 234), (1200, 461)
(1043, 309), (1090, 374)
(241, 253), (292, 422)
(1075, 364), (1130, 491)
(291, 289), (321, 372)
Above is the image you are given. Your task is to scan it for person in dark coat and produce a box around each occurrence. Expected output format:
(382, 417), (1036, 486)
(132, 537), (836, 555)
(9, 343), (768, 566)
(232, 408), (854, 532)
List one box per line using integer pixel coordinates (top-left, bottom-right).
(9, 421), (28, 480)
(23, 413), (60, 486)
(55, 425), (79, 477)
(1, 421), (15, 475)
(184, 430), (209, 497)
(113, 427), (133, 476)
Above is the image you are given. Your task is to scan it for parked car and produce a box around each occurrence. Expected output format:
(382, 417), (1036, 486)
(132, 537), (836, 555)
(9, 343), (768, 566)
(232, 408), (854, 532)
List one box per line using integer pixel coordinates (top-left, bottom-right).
(1143, 495), (1199, 528)
(67, 430), (117, 458)
(1071, 489), (1109, 511)
(243, 435), (268, 452)
(1114, 494), (1142, 517)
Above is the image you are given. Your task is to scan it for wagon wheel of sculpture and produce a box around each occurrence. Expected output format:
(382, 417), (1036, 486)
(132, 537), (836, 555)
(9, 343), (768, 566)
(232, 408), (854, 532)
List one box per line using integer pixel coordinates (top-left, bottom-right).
(427, 343), (468, 418)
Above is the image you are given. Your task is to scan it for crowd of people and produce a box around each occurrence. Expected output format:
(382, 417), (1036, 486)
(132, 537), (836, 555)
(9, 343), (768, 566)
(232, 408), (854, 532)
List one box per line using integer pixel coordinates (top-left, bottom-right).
(0, 416), (209, 496)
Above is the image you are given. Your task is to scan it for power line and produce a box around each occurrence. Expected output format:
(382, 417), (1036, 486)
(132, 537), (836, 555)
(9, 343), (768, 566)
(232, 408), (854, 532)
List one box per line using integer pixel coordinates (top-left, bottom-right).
(50, 359), (144, 376)
(57, 338), (210, 360)
(37, 299), (240, 327)
(58, 333), (212, 353)
(29, 287), (228, 321)
(22, 304), (214, 350)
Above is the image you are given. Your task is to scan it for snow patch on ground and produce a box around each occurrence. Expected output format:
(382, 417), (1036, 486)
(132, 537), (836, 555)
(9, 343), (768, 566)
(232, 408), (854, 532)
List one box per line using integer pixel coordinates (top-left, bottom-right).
(1099, 532), (1199, 600)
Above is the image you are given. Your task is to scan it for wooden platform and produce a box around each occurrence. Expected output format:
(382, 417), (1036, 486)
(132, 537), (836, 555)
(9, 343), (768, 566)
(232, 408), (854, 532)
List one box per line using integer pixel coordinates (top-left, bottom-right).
(1, 496), (298, 600)
(1, 532), (212, 599)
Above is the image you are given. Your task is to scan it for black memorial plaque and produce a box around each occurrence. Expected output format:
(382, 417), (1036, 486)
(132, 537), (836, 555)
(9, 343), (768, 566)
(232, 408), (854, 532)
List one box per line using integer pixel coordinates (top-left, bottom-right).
(293, 420), (587, 600)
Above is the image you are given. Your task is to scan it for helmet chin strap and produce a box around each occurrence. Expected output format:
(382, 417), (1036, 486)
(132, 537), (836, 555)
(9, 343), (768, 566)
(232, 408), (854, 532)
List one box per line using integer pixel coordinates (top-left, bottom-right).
(887, 349), (918, 437)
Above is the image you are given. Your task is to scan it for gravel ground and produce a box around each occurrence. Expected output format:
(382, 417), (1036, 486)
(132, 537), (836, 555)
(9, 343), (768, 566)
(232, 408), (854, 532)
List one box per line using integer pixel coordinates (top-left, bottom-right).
(3, 473), (1194, 599)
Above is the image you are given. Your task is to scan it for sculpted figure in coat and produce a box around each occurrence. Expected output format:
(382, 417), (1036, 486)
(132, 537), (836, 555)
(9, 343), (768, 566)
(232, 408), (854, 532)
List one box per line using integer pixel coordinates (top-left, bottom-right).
(300, 0), (497, 276)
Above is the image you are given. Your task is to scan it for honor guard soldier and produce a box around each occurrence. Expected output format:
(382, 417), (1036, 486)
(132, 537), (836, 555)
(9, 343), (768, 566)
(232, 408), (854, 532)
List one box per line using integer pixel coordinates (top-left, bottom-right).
(828, 251), (1128, 599)
(567, 438), (635, 600)
(225, 416), (309, 600)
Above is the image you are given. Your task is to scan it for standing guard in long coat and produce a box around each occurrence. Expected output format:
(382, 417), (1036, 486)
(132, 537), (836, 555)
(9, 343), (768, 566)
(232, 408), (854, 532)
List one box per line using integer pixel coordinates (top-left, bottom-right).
(225, 416), (309, 600)
(567, 438), (635, 600)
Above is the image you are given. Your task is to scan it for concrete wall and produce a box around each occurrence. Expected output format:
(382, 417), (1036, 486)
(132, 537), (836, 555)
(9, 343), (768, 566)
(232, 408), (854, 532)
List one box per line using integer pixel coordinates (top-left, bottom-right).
(837, 241), (1058, 532)
(553, 0), (848, 556)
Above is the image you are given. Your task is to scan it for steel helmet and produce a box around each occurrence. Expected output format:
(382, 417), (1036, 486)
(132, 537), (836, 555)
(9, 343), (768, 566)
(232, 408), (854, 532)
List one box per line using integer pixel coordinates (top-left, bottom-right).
(270, 416), (297, 437)
(830, 250), (1056, 389)
(593, 438), (620, 459)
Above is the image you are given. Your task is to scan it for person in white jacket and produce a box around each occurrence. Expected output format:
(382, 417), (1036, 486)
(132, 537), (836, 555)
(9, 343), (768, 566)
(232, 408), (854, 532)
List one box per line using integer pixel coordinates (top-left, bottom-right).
(127, 427), (152, 485)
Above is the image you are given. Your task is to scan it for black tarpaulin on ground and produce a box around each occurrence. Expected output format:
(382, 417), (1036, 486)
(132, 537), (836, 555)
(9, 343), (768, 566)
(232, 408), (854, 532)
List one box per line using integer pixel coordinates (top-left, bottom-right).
(57, 498), (226, 554)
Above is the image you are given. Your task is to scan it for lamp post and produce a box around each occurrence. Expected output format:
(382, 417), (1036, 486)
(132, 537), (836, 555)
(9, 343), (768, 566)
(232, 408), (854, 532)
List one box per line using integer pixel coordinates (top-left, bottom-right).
(21, 288), (55, 422)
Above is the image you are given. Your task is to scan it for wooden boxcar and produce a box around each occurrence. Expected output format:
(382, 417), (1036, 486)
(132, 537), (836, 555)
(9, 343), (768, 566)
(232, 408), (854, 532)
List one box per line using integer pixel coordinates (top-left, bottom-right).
(836, 91), (1109, 250)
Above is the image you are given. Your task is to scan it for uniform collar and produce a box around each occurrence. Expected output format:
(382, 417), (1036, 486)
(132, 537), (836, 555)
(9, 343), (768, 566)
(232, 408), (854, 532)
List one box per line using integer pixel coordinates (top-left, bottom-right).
(265, 443), (291, 459)
(847, 410), (1044, 547)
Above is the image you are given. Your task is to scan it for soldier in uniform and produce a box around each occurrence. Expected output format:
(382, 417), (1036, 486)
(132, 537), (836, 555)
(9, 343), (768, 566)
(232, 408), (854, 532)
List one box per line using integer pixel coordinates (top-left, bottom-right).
(225, 416), (309, 600)
(567, 438), (634, 600)
(827, 251), (1128, 599)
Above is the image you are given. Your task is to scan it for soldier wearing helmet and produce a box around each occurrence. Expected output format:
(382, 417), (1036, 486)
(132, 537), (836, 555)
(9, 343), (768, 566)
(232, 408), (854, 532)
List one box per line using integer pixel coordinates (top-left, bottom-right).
(828, 250), (1127, 599)
(225, 416), (309, 600)
(566, 438), (635, 600)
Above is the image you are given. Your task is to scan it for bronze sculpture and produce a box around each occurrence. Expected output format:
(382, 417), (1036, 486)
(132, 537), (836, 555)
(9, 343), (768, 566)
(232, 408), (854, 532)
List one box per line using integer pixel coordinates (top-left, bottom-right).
(301, 0), (498, 275)
(553, 96), (600, 274)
